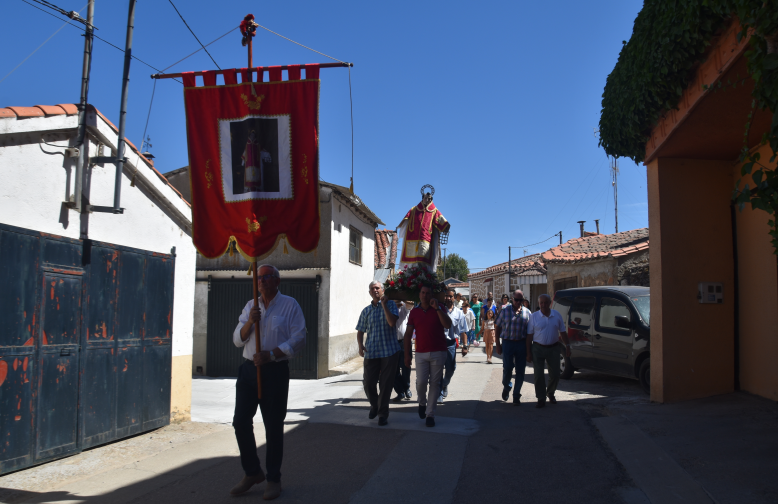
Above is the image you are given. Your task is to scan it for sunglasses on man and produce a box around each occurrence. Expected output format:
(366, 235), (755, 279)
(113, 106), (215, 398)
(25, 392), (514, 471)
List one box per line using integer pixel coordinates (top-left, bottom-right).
(512, 297), (524, 302)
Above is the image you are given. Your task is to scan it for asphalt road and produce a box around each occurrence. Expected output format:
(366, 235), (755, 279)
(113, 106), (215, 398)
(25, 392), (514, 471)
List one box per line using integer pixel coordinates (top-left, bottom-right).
(5, 344), (776, 503)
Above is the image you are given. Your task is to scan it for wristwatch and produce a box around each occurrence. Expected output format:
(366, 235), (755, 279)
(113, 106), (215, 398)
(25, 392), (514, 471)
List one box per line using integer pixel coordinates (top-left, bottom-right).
(270, 350), (276, 361)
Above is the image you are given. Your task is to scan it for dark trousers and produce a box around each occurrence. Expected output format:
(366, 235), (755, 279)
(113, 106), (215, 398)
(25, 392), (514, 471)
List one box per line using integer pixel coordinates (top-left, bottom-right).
(233, 359), (289, 482)
(440, 341), (457, 392)
(393, 340), (412, 395)
(363, 351), (401, 418)
(502, 339), (527, 398)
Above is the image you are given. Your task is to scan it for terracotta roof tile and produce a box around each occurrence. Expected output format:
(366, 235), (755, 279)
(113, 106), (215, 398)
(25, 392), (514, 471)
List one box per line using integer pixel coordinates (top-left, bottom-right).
(0, 108), (16, 119)
(468, 253), (547, 279)
(541, 228), (649, 264)
(35, 105), (67, 116)
(56, 104), (79, 115)
(7, 106), (44, 118)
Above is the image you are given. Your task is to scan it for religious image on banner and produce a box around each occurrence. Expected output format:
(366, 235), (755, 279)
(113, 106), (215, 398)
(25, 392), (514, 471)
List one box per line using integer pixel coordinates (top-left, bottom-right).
(224, 116), (288, 198)
(397, 184), (450, 272)
(182, 64), (321, 260)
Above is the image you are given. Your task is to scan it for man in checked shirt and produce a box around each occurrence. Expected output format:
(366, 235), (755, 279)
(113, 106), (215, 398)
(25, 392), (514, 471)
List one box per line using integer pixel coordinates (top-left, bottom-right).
(356, 280), (401, 426)
(494, 289), (531, 405)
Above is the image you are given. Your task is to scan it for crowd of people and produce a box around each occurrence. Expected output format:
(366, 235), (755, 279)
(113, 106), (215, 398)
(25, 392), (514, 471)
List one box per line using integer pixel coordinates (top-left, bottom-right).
(358, 282), (571, 428)
(225, 265), (570, 499)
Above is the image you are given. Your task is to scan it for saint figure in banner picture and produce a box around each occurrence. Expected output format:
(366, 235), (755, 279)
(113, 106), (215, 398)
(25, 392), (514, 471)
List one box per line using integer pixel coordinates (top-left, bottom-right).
(397, 184), (450, 272)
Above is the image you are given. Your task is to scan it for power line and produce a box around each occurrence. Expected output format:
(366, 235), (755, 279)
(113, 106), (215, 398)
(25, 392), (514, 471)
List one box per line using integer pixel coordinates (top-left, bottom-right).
(509, 233), (561, 251)
(27, 0), (94, 28)
(160, 26), (237, 73)
(2, 2), (87, 85)
(167, 0), (221, 70)
(19, 0), (182, 83)
(255, 23), (347, 64)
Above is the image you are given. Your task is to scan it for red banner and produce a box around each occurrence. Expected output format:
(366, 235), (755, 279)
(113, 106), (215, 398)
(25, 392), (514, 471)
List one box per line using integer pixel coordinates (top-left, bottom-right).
(183, 65), (320, 259)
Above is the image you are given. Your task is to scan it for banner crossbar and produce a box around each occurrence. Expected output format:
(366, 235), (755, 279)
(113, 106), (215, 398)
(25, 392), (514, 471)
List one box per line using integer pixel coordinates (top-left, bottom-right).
(151, 61), (352, 80)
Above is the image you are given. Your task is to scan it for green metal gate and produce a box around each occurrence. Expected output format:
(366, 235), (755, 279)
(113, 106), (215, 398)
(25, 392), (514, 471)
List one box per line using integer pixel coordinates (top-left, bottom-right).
(206, 278), (318, 379)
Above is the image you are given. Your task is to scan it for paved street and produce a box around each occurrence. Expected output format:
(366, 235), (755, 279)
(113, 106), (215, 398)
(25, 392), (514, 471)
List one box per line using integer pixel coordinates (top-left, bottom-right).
(2, 346), (777, 503)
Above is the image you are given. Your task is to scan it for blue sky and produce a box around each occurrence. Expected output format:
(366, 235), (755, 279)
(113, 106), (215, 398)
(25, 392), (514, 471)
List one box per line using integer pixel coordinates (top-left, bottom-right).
(1, 0), (646, 273)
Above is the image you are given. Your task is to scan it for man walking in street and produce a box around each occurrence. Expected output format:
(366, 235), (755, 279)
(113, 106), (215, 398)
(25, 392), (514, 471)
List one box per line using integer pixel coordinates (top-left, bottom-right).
(440, 288), (469, 402)
(392, 300), (413, 402)
(526, 293), (571, 408)
(404, 285), (452, 427)
(357, 281), (401, 426)
(230, 264), (306, 500)
(494, 289), (531, 405)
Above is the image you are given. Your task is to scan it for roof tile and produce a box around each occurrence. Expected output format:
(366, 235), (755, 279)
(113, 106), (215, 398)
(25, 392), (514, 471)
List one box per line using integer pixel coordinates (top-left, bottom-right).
(56, 104), (79, 115)
(7, 106), (44, 118)
(0, 108), (16, 119)
(35, 105), (67, 116)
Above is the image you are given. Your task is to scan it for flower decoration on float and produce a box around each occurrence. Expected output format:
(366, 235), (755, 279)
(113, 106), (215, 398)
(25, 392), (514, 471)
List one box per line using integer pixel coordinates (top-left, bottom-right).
(383, 264), (446, 303)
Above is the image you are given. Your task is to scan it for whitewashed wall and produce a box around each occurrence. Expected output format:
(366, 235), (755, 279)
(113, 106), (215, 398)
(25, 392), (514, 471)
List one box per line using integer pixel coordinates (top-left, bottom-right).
(327, 194), (376, 366)
(0, 111), (196, 360)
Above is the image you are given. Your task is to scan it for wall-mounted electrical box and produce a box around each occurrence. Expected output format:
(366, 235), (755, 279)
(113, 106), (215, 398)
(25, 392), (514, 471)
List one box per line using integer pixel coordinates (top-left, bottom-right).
(698, 282), (723, 304)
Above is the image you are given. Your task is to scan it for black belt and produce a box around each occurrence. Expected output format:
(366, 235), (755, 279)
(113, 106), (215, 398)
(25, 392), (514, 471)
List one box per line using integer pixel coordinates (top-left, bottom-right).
(533, 341), (560, 348)
(244, 358), (288, 366)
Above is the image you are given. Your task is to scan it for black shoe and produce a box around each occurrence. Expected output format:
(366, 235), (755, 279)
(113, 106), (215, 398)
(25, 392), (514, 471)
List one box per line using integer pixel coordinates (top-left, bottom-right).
(535, 400), (546, 409)
(426, 416), (435, 427)
(378, 417), (388, 426)
(368, 407), (378, 419)
(502, 383), (512, 401)
(547, 395), (557, 404)
(405, 390), (413, 399)
(392, 393), (404, 402)
(441, 387), (448, 398)
(513, 395), (521, 405)
(418, 404), (426, 419)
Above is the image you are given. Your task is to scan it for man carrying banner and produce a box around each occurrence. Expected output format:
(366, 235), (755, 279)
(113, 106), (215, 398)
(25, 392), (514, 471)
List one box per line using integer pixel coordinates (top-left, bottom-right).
(230, 264), (306, 500)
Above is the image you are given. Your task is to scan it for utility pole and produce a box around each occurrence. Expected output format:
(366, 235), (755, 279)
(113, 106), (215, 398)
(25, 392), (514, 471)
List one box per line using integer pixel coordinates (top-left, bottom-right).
(612, 157), (619, 233)
(74, 0), (95, 215)
(508, 246), (511, 288)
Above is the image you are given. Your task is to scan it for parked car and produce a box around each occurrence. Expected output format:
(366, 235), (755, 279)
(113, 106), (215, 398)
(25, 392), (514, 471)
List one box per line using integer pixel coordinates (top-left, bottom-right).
(552, 286), (650, 393)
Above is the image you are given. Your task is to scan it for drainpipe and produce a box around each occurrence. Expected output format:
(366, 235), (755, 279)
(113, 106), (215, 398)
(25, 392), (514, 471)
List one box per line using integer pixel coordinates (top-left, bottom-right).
(73, 0), (95, 213)
(730, 202), (740, 391)
(89, 0), (135, 214)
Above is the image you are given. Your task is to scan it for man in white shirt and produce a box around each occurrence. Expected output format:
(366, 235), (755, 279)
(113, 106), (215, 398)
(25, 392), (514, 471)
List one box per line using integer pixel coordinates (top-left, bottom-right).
(526, 293), (571, 408)
(230, 264), (306, 500)
(439, 289), (469, 402)
(392, 300), (414, 401)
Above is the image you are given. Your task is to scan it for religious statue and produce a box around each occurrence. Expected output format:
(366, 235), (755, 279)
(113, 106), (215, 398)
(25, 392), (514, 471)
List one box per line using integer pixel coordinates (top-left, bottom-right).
(242, 130), (272, 192)
(397, 184), (450, 272)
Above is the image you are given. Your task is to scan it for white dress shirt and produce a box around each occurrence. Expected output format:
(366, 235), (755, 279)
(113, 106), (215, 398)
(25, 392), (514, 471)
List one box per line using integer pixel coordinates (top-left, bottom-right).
(396, 302), (411, 340)
(233, 293), (307, 361)
(527, 309), (566, 345)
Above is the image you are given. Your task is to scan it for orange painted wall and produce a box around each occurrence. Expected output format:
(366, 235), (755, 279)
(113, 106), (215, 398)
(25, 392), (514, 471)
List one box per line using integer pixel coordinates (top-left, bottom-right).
(647, 158), (735, 403)
(734, 145), (778, 400)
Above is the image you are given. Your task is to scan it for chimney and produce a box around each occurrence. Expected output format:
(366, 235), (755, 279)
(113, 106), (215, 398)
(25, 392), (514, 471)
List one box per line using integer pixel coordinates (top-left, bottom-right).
(577, 220), (586, 238)
(142, 151), (155, 168)
(594, 219), (600, 234)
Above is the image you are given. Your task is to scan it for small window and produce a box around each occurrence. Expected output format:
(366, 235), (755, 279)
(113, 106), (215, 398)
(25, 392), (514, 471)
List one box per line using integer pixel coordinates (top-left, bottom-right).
(598, 297), (631, 330)
(569, 296), (595, 328)
(554, 277), (577, 294)
(349, 227), (362, 265)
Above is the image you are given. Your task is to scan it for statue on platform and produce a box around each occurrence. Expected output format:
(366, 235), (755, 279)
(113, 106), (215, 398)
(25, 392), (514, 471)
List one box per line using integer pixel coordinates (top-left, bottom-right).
(397, 184), (450, 272)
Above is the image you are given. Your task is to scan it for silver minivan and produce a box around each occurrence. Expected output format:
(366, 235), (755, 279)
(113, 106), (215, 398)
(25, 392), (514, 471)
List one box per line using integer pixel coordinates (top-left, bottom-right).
(552, 286), (651, 393)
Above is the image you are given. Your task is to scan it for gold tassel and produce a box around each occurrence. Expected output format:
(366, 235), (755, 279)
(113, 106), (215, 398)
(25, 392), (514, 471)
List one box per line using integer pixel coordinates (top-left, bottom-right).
(246, 263), (253, 276)
(283, 241), (289, 254)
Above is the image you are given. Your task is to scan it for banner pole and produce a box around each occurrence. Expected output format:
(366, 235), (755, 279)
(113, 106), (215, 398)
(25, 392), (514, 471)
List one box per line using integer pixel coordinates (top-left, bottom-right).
(253, 262), (262, 399)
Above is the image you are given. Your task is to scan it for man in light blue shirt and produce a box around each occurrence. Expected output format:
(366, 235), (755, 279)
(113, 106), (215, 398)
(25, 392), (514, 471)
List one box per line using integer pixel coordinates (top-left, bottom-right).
(439, 288), (469, 402)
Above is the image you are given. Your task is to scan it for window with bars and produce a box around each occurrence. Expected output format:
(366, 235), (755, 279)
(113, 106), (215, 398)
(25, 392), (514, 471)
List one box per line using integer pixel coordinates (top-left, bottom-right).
(349, 227), (362, 265)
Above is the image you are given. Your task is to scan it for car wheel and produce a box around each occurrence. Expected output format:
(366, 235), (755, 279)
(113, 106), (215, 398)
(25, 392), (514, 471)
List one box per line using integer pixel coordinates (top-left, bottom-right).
(639, 358), (650, 394)
(560, 352), (574, 379)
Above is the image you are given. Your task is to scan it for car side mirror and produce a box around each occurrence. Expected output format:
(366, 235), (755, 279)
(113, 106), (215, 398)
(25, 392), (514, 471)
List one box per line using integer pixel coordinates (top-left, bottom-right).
(614, 316), (632, 329)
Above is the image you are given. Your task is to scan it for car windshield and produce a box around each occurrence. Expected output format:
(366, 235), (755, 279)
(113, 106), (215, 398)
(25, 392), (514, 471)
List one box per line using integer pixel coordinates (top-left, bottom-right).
(632, 296), (650, 325)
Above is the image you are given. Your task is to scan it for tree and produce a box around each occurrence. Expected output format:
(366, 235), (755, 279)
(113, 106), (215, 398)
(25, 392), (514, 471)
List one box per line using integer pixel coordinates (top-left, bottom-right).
(437, 253), (469, 281)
